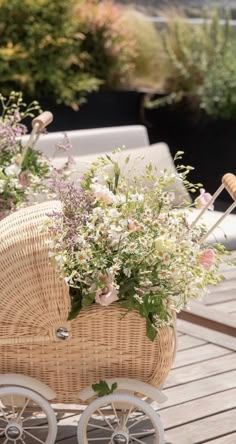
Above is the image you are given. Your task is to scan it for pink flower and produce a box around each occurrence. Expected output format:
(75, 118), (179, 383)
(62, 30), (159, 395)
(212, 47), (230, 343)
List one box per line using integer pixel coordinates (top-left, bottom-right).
(199, 249), (215, 270)
(127, 218), (136, 230)
(195, 188), (214, 211)
(95, 273), (119, 306)
(95, 284), (119, 306)
(19, 170), (31, 188)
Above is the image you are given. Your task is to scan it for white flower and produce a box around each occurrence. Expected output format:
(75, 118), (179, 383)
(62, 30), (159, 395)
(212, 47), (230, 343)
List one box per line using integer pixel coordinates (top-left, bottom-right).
(54, 255), (65, 267)
(4, 163), (21, 176)
(155, 237), (175, 253)
(116, 194), (126, 204)
(130, 193), (144, 202)
(91, 184), (116, 204)
(108, 208), (120, 218)
(0, 179), (5, 193)
(133, 293), (143, 304)
(123, 267), (131, 277)
(92, 207), (104, 217)
(93, 164), (115, 185)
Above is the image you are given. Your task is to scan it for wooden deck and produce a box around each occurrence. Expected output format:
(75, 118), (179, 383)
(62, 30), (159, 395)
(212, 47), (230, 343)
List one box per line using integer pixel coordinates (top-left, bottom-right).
(52, 318), (236, 444)
(179, 251), (236, 337)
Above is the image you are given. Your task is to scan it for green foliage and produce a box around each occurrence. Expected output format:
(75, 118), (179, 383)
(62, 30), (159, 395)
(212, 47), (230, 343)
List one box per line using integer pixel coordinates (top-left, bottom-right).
(92, 380), (118, 397)
(74, 0), (137, 89)
(150, 9), (236, 119)
(0, 0), (99, 106)
(120, 8), (161, 89)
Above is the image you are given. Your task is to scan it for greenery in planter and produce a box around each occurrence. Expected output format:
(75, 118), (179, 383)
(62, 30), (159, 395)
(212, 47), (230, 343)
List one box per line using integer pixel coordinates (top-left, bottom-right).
(148, 9), (236, 119)
(120, 7), (161, 89)
(0, 0), (100, 107)
(73, 0), (137, 89)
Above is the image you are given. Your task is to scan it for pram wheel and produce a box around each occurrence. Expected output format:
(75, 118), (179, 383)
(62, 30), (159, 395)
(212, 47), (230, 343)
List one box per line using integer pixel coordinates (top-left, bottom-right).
(77, 393), (164, 444)
(0, 385), (57, 443)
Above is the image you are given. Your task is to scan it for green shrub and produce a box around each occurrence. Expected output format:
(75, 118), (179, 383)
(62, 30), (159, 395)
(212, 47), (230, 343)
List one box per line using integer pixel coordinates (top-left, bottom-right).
(0, 0), (100, 106)
(73, 0), (137, 89)
(149, 9), (236, 119)
(120, 7), (161, 89)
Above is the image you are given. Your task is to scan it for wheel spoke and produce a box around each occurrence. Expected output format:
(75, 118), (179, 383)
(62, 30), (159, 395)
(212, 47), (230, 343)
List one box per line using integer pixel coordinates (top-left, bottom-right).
(24, 430), (45, 443)
(11, 396), (15, 417)
(96, 409), (114, 431)
(0, 406), (9, 423)
(123, 406), (135, 427)
(130, 437), (147, 444)
(111, 402), (120, 426)
(131, 430), (155, 437)
(128, 414), (147, 431)
(3, 439), (9, 444)
(16, 398), (30, 422)
(87, 438), (111, 441)
(24, 425), (49, 430)
(88, 422), (112, 432)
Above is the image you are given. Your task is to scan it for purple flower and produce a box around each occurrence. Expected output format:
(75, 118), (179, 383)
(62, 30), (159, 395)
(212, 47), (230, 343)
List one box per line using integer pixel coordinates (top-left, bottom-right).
(55, 133), (72, 152)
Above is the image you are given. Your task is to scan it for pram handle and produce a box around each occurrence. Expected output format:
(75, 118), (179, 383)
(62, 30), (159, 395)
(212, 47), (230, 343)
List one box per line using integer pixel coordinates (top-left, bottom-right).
(222, 173), (236, 201)
(32, 111), (53, 132)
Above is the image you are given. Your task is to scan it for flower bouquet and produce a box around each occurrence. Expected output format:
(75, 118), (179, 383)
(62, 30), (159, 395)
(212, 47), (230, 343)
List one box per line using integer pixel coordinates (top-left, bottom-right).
(47, 151), (228, 341)
(0, 92), (72, 220)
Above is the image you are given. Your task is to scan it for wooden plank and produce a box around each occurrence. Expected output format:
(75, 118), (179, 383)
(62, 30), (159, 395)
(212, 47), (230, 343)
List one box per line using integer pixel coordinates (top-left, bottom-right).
(165, 410), (236, 444)
(177, 334), (206, 351)
(202, 289), (236, 305)
(209, 433), (236, 443)
(162, 369), (236, 408)
(178, 301), (236, 336)
(212, 300), (236, 314)
(160, 388), (236, 429)
(57, 432), (77, 443)
(177, 320), (236, 351)
(173, 343), (230, 369)
(165, 352), (236, 388)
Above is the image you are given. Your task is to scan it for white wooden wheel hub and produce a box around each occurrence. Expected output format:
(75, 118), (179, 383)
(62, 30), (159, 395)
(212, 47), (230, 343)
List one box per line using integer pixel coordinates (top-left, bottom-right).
(0, 385), (57, 444)
(5, 422), (23, 440)
(111, 430), (129, 444)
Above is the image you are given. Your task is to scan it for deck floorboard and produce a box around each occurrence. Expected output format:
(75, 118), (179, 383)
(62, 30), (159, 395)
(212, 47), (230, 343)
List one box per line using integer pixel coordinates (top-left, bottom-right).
(53, 321), (236, 444)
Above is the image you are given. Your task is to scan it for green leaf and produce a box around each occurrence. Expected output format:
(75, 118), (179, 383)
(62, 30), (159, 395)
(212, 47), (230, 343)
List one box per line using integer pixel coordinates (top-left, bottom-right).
(67, 286), (83, 320)
(67, 300), (82, 320)
(82, 292), (95, 308)
(146, 319), (157, 341)
(92, 380), (118, 397)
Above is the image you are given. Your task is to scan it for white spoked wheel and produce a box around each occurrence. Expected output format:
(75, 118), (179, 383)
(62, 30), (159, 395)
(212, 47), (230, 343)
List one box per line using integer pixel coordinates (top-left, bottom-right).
(77, 393), (165, 444)
(0, 386), (57, 444)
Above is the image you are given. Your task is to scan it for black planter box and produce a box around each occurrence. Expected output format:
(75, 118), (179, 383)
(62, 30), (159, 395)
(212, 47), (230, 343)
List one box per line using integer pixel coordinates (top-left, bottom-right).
(34, 90), (144, 132)
(144, 101), (236, 209)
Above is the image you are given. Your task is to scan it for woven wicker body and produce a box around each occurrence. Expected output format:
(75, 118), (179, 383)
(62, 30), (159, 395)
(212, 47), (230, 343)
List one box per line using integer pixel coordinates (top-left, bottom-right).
(0, 202), (176, 404)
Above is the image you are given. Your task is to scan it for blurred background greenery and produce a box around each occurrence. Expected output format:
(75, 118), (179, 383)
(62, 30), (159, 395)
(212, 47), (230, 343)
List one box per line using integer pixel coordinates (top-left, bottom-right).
(1, 0), (236, 119)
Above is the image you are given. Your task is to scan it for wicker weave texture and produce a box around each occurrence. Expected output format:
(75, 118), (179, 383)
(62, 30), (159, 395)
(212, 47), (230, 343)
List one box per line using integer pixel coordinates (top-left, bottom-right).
(0, 202), (175, 404)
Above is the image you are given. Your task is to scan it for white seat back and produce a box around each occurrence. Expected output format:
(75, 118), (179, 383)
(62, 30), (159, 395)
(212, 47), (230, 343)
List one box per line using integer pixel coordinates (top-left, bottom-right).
(22, 125), (150, 157)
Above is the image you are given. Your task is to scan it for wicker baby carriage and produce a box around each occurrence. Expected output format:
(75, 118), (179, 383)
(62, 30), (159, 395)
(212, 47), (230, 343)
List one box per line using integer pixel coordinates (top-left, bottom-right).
(0, 110), (236, 444)
(0, 201), (176, 444)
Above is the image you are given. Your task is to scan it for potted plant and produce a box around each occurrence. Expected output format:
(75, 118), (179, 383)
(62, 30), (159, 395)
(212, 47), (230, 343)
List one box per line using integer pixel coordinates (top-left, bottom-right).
(143, 9), (236, 207)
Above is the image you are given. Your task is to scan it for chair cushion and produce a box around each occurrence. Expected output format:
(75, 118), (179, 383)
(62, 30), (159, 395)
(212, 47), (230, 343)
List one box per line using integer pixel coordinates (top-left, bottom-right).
(24, 125), (150, 157)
